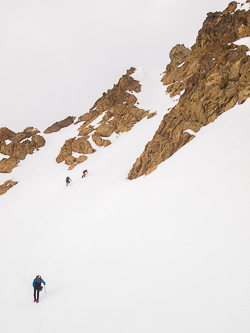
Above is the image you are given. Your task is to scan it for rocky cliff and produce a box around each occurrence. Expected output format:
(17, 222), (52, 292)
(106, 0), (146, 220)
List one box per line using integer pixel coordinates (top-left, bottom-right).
(128, 1), (250, 178)
(55, 67), (156, 170)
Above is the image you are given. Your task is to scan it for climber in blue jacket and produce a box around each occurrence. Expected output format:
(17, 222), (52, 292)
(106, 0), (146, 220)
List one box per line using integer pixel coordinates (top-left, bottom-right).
(33, 275), (46, 303)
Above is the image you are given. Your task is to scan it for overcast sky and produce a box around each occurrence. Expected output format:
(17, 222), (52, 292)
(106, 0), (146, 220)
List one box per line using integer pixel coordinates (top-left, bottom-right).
(0, 0), (231, 132)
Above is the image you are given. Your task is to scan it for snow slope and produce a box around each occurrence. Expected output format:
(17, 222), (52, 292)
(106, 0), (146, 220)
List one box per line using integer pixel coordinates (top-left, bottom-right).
(0, 68), (250, 333)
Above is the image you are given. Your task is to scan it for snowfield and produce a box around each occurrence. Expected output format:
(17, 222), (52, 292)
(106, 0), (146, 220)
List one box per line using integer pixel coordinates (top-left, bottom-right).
(0, 68), (250, 333)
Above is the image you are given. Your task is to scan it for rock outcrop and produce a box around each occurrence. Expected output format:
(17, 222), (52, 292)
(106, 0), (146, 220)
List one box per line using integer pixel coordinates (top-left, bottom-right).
(0, 127), (45, 173)
(128, 1), (250, 179)
(44, 116), (75, 134)
(0, 157), (20, 173)
(56, 67), (156, 169)
(0, 126), (45, 195)
(0, 180), (18, 196)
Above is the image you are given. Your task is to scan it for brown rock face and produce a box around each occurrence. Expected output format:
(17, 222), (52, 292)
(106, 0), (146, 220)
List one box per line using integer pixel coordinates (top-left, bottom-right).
(0, 180), (18, 196)
(56, 67), (155, 169)
(92, 133), (111, 147)
(56, 138), (75, 163)
(78, 125), (94, 137)
(0, 127), (45, 173)
(128, 2), (250, 179)
(0, 127), (16, 141)
(68, 155), (88, 170)
(0, 157), (19, 173)
(44, 116), (75, 134)
(56, 136), (96, 163)
(72, 137), (96, 154)
(95, 123), (116, 137)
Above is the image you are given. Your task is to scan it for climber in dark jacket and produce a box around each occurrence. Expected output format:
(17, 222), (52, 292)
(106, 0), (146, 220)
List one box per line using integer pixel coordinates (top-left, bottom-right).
(33, 275), (46, 303)
(66, 176), (72, 186)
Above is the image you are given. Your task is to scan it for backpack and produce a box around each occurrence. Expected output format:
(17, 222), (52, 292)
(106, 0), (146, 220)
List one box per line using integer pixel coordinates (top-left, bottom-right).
(35, 276), (41, 287)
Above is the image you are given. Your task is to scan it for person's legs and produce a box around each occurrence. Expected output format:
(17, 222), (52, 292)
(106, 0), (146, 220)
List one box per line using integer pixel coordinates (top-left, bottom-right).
(37, 289), (40, 302)
(34, 287), (39, 302)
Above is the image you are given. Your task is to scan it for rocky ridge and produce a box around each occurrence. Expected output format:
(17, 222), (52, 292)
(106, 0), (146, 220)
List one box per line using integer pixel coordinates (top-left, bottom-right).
(128, 1), (250, 178)
(55, 67), (156, 170)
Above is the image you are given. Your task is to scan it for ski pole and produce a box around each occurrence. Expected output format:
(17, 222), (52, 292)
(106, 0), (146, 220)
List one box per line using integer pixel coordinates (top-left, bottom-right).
(44, 285), (46, 293)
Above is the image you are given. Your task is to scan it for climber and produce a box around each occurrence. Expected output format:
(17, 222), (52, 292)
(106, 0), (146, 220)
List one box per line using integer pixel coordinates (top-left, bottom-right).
(66, 176), (72, 186)
(82, 170), (88, 178)
(33, 275), (46, 303)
